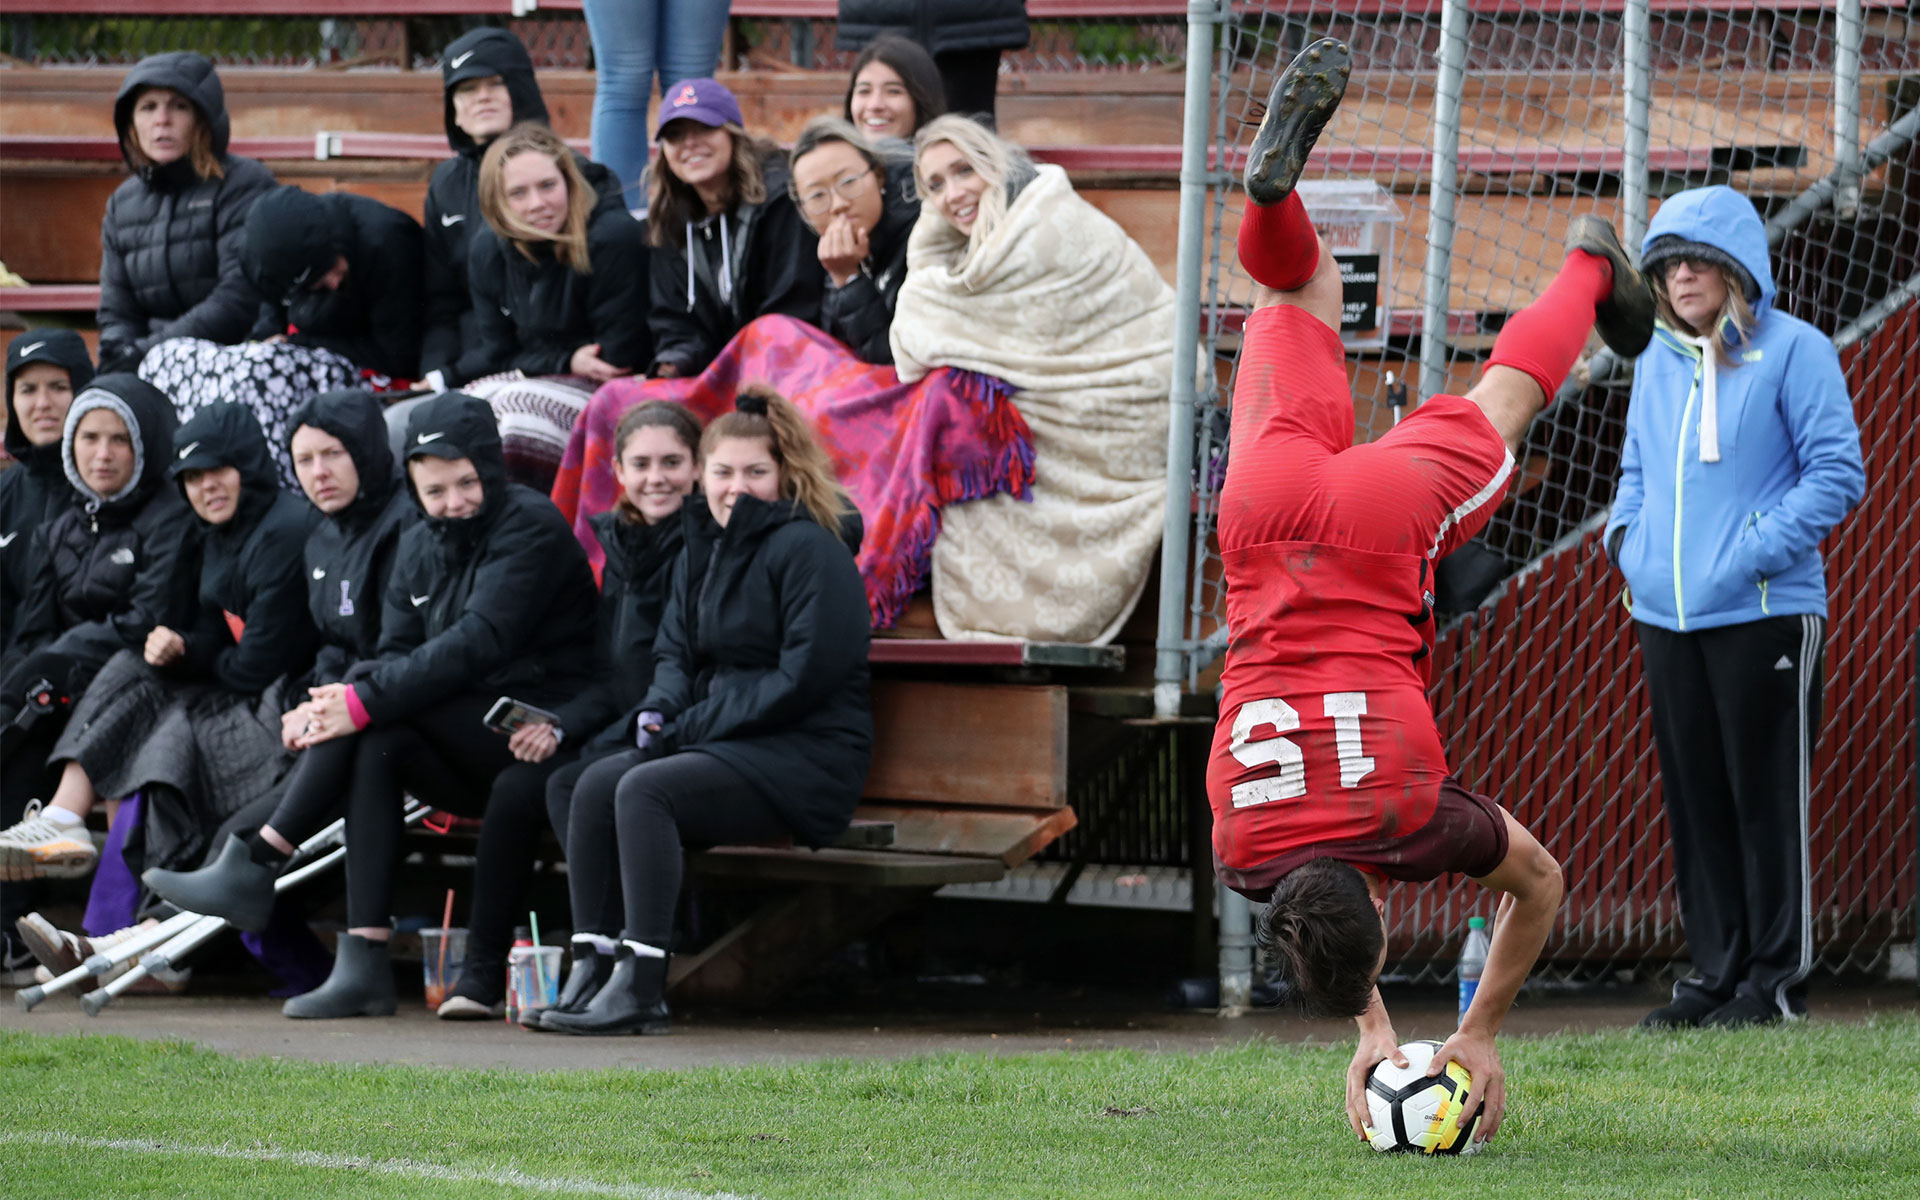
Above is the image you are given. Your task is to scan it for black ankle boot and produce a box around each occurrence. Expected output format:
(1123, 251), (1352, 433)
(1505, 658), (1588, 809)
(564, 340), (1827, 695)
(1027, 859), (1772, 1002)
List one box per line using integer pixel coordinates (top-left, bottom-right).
(142, 834), (280, 933)
(542, 942), (669, 1036)
(282, 933), (398, 1019)
(523, 940), (616, 1031)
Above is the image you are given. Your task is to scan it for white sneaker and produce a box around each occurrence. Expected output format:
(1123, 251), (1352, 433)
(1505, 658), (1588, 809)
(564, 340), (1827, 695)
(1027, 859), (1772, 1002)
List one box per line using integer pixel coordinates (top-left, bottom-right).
(0, 801), (99, 881)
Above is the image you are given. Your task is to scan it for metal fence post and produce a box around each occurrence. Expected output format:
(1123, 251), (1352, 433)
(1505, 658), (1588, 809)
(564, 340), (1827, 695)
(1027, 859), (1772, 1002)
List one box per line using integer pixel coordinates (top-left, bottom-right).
(1835, 0), (1864, 221)
(1622, 0), (1653, 251)
(1420, 0), (1469, 402)
(1156, 0), (1227, 721)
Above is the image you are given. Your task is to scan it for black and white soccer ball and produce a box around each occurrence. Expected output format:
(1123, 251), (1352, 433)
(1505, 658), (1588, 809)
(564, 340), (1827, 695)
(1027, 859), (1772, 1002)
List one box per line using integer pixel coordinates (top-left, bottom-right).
(1362, 1039), (1485, 1155)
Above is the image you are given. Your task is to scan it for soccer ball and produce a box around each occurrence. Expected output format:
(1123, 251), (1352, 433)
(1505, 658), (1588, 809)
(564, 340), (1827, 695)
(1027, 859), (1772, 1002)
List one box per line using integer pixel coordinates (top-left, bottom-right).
(1362, 1039), (1485, 1155)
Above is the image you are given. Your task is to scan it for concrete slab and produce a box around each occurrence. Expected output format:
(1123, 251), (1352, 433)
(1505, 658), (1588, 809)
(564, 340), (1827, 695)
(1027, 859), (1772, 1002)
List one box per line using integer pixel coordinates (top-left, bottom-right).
(6, 985), (1914, 1072)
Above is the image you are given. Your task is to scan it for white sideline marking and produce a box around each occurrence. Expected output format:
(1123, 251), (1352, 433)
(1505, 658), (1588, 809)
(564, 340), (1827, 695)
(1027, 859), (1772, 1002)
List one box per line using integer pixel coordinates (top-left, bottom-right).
(2, 1130), (761, 1200)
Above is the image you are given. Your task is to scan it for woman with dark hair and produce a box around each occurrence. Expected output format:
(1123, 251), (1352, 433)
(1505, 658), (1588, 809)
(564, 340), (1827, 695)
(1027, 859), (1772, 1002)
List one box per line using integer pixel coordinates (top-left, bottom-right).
(844, 33), (946, 143)
(453, 122), (652, 490)
(542, 386), (870, 1036)
(145, 392), (600, 1019)
(96, 53), (277, 374)
(834, 1), (1029, 126)
(440, 401), (703, 1020)
(789, 117), (921, 366)
(645, 79), (823, 379)
(1, 332), (95, 657)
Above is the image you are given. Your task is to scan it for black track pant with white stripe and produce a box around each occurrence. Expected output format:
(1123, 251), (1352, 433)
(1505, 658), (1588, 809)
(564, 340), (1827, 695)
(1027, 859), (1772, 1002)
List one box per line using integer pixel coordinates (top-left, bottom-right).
(1635, 615), (1823, 1017)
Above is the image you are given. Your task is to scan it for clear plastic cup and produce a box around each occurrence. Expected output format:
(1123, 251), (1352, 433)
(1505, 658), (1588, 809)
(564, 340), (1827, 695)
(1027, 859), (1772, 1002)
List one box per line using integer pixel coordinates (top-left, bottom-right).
(506, 945), (564, 1024)
(420, 927), (468, 1010)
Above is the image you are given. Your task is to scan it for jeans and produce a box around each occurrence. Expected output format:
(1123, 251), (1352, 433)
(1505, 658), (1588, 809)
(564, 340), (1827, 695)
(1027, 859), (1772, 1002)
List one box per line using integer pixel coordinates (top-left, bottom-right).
(582, 0), (733, 209)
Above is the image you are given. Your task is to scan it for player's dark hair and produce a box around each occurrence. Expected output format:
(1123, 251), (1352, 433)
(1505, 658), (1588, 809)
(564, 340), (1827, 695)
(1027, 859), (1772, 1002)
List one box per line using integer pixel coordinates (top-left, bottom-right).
(1258, 859), (1384, 1019)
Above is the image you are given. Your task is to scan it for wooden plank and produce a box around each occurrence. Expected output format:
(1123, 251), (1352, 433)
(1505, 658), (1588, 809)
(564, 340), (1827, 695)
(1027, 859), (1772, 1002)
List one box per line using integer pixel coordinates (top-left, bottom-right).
(688, 845), (1008, 887)
(864, 681), (1068, 810)
(666, 883), (924, 1009)
(850, 804), (1077, 867)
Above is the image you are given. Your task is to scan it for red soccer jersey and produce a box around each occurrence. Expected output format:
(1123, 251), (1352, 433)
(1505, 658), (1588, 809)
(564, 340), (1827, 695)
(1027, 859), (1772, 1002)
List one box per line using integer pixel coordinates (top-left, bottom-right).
(1206, 306), (1514, 884)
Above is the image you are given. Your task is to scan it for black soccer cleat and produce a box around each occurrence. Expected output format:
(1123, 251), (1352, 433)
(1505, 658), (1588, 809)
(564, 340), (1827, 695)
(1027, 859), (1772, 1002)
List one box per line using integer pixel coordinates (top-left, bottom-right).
(1566, 215), (1658, 359)
(1243, 37), (1352, 208)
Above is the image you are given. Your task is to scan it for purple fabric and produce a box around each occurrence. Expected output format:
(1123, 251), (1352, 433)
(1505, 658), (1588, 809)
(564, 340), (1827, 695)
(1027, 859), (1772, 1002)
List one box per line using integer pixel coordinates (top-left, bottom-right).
(83, 793), (142, 937)
(241, 905), (334, 998)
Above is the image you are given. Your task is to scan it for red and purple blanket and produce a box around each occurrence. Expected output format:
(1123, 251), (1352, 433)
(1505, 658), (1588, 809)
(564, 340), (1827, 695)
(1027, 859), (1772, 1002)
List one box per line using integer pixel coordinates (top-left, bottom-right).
(550, 315), (1035, 629)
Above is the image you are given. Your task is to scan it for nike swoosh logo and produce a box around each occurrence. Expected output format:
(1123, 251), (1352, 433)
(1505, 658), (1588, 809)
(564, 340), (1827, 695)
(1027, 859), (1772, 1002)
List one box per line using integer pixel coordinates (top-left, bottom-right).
(0, 533), (17, 547)
(410, 594), (430, 607)
(441, 213), (465, 227)
(450, 51), (475, 68)
(178, 441), (201, 459)
(416, 431), (446, 444)
(18, 341), (45, 356)
(313, 567), (326, 580)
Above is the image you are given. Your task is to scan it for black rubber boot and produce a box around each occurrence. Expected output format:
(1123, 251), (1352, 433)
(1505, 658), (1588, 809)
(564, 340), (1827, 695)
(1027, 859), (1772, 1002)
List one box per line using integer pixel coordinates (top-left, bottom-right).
(541, 943), (669, 1036)
(282, 933), (398, 1019)
(141, 834), (279, 933)
(523, 941), (615, 1031)
(1566, 215), (1658, 358)
(1243, 37), (1352, 207)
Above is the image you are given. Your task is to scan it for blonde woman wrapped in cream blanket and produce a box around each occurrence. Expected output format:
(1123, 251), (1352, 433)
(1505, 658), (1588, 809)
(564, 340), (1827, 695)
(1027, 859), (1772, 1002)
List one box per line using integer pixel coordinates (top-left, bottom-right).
(893, 118), (1174, 645)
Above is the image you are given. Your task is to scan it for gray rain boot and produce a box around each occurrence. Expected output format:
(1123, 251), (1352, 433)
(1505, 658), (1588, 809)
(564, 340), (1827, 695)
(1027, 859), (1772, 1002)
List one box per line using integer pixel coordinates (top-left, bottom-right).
(142, 834), (279, 933)
(282, 933), (397, 1019)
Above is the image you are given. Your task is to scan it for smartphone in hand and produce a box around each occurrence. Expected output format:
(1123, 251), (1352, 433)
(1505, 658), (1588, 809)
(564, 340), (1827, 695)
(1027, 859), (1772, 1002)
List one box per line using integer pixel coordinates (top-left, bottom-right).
(483, 696), (563, 736)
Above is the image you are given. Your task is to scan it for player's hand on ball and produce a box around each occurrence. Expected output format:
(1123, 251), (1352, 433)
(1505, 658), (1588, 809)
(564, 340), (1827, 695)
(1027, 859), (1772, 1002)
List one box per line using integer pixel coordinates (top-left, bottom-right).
(1347, 1025), (1408, 1140)
(1429, 1026), (1504, 1141)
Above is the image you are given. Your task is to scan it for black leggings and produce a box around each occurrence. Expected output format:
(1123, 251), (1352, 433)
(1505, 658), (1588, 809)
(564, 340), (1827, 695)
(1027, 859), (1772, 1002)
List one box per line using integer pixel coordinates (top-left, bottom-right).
(561, 748), (787, 946)
(460, 749), (577, 972)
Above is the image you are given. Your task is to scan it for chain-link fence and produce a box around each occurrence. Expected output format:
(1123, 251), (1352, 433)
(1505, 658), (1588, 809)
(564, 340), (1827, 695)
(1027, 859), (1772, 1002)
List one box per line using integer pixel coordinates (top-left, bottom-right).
(1161, 1), (1919, 983)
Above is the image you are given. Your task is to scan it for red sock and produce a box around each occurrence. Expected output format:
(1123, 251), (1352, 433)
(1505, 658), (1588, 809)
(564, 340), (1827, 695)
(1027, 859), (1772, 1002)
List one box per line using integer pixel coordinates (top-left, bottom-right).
(1237, 192), (1320, 292)
(1485, 250), (1615, 403)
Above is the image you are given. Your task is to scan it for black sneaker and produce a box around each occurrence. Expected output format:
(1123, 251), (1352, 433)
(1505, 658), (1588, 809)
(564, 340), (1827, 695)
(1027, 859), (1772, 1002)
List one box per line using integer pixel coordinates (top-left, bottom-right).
(1243, 38), (1352, 208)
(1638, 992), (1720, 1030)
(1565, 215), (1658, 358)
(1700, 994), (1784, 1029)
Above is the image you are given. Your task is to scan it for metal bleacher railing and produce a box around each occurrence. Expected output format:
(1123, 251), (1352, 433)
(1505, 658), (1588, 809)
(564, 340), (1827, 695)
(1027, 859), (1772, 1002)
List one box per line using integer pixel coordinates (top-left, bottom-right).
(1151, 1), (1918, 1005)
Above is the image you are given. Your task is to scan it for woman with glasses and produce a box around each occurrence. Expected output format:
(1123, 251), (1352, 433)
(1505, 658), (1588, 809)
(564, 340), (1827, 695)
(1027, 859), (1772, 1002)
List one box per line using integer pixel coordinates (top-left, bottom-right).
(789, 117), (920, 365)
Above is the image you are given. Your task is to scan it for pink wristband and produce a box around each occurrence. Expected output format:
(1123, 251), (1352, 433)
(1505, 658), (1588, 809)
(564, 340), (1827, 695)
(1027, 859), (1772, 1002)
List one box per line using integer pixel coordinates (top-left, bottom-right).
(343, 685), (372, 731)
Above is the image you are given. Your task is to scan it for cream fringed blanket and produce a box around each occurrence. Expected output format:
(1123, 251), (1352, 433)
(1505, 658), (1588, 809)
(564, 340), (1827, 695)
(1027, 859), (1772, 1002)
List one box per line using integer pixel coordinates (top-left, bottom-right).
(890, 164), (1174, 644)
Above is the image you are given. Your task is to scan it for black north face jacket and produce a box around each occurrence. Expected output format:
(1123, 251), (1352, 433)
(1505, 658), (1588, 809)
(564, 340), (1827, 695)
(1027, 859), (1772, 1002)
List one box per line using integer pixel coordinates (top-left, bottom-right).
(165, 403), (318, 695)
(285, 389), (416, 690)
(556, 505), (686, 751)
(97, 52), (279, 373)
(347, 392), (599, 723)
(1, 331), (95, 655)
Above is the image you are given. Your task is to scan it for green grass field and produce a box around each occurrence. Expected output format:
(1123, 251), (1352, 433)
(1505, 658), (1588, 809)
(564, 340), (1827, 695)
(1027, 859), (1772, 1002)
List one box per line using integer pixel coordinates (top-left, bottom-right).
(8, 1018), (1919, 1199)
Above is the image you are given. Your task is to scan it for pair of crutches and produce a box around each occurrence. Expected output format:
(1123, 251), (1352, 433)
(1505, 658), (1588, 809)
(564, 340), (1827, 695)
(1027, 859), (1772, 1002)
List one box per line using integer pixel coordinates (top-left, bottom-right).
(16, 800), (429, 1015)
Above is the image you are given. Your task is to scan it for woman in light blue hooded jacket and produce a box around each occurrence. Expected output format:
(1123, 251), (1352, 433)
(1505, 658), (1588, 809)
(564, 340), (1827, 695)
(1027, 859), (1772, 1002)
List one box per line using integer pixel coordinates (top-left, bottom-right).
(1604, 185), (1864, 1032)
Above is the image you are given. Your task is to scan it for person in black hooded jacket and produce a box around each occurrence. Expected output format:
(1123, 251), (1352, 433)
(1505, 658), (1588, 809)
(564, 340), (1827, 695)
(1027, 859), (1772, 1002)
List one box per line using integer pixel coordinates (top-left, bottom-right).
(242, 186), (425, 382)
(789, 117), (920, 365)
(542, 384), (872, 1037)
(96, 52), (278, 374)
(1, 332), (95, 657)
(420, 27), (626, 391)
(438, 400), (702, 1020)
(145, 391), (600, 1020)
(2, 403), (318, 888)
(645, 79), (823, 378)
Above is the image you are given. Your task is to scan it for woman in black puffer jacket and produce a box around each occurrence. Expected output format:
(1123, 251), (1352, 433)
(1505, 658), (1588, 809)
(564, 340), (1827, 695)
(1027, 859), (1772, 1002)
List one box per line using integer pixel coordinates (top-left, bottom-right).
(96, 52), (277, 374)
(540, 384), (872, 1037)
(438, 400), (703, 1021)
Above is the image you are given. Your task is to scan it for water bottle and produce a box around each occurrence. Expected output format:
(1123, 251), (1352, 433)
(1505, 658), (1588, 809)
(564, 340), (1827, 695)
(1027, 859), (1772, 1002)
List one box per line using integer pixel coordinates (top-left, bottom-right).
(505, 926), (535, 1023)
(1457, 916), (1490, 1021)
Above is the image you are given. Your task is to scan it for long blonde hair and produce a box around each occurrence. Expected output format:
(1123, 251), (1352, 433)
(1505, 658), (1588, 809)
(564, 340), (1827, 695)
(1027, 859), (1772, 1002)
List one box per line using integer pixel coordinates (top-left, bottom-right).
(1652, 266), (1758, 368)
(701, 383), (854, 531)
(478, 123), (596, 271)
(912, 114), (1035, 260)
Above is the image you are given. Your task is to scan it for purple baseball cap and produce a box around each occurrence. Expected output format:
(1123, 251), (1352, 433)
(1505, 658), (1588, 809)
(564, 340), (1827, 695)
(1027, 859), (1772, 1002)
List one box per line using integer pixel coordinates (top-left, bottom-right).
(655, 78), (744, 139)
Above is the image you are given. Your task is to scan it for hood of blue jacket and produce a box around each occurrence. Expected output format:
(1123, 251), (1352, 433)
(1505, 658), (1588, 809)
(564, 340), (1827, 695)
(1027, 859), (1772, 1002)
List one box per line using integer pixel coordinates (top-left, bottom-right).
(1641, 185), (1776, 318)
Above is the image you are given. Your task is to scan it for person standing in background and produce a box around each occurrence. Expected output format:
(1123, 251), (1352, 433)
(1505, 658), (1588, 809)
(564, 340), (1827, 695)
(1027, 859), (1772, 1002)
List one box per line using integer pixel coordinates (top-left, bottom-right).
(835, 1), (1028, 128)
(581, 0), (733, 212)
(1605, 185), (1865, 1031)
